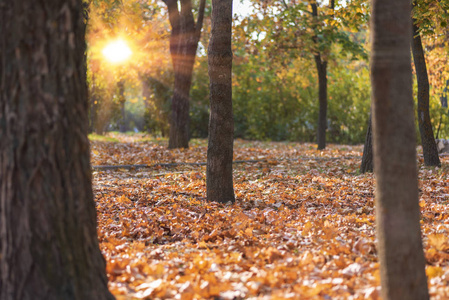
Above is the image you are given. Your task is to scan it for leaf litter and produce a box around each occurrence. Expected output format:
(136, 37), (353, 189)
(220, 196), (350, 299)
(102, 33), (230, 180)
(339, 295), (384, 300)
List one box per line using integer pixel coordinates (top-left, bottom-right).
(91, 135), (449, 299)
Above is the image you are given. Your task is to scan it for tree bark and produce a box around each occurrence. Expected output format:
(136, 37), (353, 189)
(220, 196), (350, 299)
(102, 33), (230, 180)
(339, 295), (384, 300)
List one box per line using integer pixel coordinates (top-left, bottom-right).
(311, 2), (331, 150)
(164, 0), (206, 149)
(411, 14), (441, 167)
(206, 0), (235, 203)
(315, 56), (328, 150)
(371, 0), (429, 299)
(360, 114), (373, 173)
(0, 1), (114, 299)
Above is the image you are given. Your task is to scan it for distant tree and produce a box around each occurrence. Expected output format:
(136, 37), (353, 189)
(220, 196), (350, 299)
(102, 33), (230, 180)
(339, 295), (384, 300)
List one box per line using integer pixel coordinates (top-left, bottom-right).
(412, 0), (449, 139)
(360, 114), (373, 173)
(311, 0), (334, 150)
(245, 0), (368, 148)
(0, 1), (114, 299)
(206, 0), (235, 203)
(411, 2), (440, 167)
(163, 0), (207, 149)
(371, 0), (429, 299)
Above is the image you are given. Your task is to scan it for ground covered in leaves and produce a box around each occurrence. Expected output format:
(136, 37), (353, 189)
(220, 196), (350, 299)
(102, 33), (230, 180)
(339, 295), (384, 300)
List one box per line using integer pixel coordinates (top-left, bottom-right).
(91, 133), (449, 300)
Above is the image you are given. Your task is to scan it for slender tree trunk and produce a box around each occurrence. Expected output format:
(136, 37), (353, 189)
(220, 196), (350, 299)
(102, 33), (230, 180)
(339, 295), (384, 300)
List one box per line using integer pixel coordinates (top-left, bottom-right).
(411, 16), (441, 167)
(371, 0), (429, 299)
(360, 114), (373, 173)
(440, 80), (449, 108)
(315, 57), (328, 150)
(206, 0), (235, 203)
(311, 2), (331, 150)
(164, 0), (206, 149)
(0, 1), (114, 299)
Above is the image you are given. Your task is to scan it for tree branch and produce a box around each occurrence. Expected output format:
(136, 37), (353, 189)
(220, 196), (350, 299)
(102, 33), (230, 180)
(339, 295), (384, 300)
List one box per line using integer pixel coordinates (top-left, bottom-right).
(195, 0), (207, 41)
(310, 2), (321, 64)
(180, 0), (195, 26)
(163, 0), (181, 32)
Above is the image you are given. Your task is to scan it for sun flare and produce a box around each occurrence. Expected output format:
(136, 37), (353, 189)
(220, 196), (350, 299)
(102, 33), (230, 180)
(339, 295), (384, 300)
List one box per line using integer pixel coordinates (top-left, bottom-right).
(102, 39), (132, 64)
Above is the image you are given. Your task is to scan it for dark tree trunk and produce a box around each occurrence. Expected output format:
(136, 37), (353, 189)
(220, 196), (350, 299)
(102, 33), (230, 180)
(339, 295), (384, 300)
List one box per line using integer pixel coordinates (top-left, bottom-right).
(164, 0), (206, 149)
(311, 2), (330, 150)
(360, 114), (373, 173)
(371, 0), (429, 299)
(206, 0), (235, 203)
(411, 15), (441, 167)
(315, 57), (328, 150)
(0, 1), (114, 300)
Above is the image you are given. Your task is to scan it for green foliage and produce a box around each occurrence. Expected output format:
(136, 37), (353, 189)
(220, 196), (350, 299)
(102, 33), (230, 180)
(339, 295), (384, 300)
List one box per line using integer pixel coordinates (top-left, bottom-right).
(187, 43), (372, 143)
(232, 57), (371, 143)
(429, 96), (449, 140)
(327, 62), (371, 144)
(413, 0), (449, 35)
(190, 58), (210, 138)
(141, 72), (172, 137)
(232, 56), (317, 141)
(88, 133), (120, 143)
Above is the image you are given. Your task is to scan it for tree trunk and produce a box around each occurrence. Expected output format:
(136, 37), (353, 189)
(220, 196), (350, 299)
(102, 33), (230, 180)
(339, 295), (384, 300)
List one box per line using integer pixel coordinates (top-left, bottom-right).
(360, 114), (373, 173)
(440, 80), (449, 108)
(315, 57), (328, 150)
(411, 16), (441, 167)
(371, 1), (429, 299)
(164, 0), (206, 149)
(311, 2), (330, 150)
(0, 1), (114, 300)
(206, 0), (235, 203)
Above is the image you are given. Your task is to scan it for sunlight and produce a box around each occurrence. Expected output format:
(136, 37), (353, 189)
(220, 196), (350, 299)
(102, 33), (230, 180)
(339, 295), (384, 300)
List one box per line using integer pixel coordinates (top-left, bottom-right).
(102, 39), (132, 64)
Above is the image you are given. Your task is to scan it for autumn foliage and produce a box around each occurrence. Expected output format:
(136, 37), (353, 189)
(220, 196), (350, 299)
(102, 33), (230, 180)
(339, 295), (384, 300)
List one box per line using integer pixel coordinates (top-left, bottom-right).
(91, 134), (449, 299)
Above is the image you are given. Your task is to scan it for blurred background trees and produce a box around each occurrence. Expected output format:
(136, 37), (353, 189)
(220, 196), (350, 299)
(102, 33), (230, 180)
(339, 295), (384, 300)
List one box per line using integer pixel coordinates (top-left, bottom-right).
(84, 0), (449, 146)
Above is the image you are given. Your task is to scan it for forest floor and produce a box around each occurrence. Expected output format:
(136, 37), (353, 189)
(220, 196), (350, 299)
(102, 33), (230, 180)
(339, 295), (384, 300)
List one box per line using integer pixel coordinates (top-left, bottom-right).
(90, 133), (449, 300)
